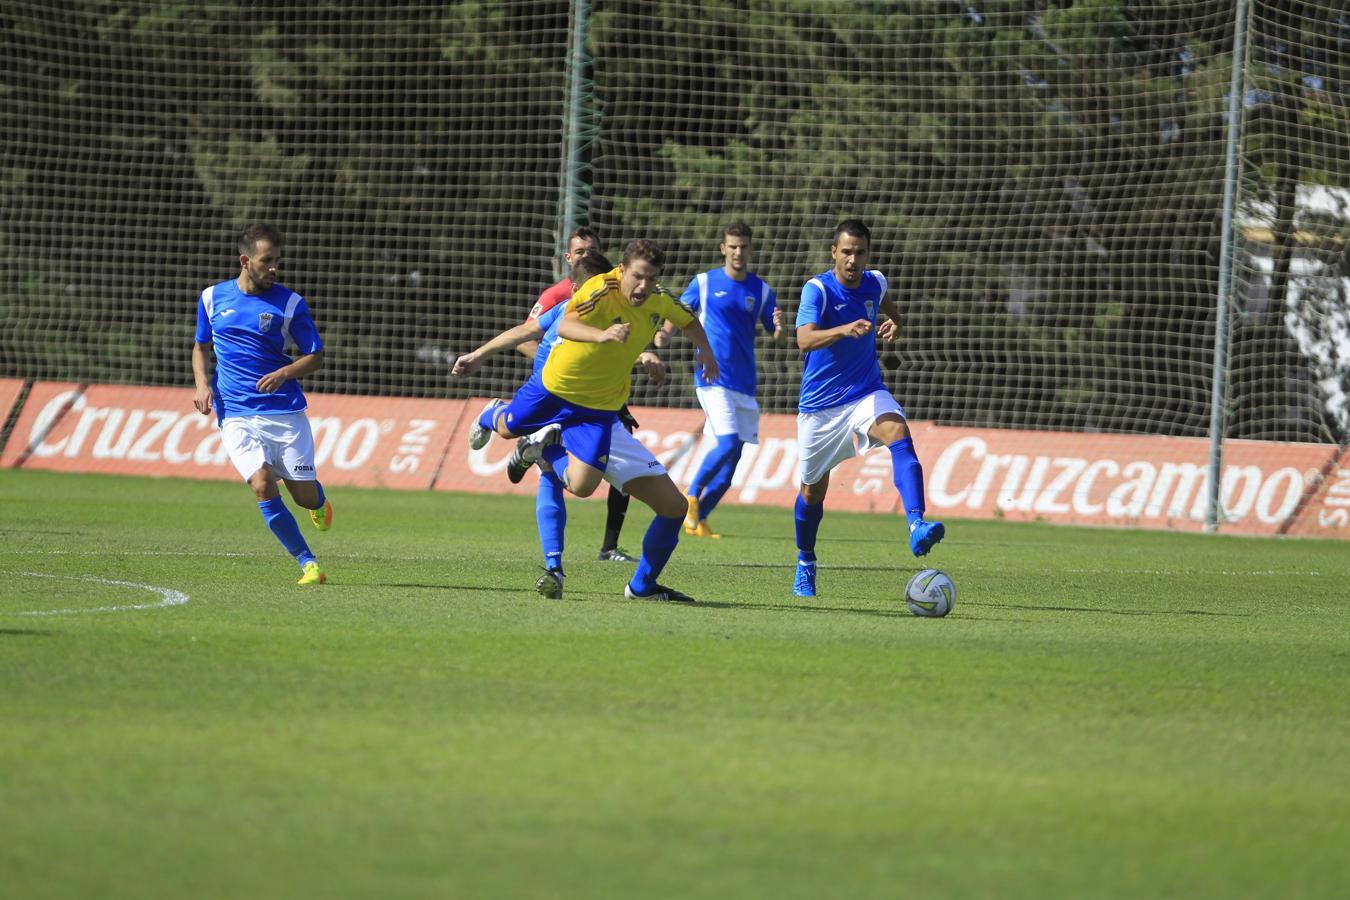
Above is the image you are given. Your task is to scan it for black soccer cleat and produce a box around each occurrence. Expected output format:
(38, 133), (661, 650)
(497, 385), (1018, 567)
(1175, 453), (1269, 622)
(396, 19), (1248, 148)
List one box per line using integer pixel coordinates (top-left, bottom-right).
(507, 424), (561, 484)
(597, 547), (638, 563)
(623, 582), (696, 604)
(535, 568), (564, 600)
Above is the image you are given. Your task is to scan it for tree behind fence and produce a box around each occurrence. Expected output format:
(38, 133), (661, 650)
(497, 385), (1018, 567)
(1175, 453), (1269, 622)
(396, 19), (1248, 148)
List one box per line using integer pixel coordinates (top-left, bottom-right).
(1, 1), (1346, 445)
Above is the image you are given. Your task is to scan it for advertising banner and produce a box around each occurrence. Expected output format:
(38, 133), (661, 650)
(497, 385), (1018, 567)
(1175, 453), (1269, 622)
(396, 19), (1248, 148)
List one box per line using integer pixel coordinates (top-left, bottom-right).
(6, 384), (1344, 540)
(1, 382), (461, 490)
(0, 378), (23, 429)
(433, 399), (1348, 540)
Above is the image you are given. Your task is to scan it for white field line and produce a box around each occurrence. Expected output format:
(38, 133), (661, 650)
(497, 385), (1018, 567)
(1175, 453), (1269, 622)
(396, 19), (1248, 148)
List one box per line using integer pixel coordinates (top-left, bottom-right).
(6, 572), (189, 616)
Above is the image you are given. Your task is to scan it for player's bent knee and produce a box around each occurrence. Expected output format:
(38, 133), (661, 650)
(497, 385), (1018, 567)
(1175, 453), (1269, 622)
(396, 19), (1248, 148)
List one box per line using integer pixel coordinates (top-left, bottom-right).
(870, 415), (910, 444)
(800, 481), (828, 505)
(247, 467), (279, 500)
(626, 475), (686, 518)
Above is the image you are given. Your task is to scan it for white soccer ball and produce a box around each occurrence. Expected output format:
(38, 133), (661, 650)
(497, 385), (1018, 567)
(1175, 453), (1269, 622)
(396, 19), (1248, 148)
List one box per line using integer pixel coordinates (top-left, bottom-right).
(905, 568), (955, 617)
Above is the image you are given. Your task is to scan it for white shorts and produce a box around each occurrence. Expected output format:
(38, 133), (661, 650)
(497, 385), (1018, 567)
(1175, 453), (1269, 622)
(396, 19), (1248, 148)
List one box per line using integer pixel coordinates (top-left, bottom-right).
(696, 385), (760, 443)
(219, 412), (318, 482)
(603, 419), (667, 491)
(796, 389), (905, 486)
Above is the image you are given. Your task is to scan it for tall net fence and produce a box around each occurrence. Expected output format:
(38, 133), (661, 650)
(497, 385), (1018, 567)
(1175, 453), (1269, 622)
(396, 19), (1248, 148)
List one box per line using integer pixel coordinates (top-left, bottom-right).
(2, 1), (1347, 445)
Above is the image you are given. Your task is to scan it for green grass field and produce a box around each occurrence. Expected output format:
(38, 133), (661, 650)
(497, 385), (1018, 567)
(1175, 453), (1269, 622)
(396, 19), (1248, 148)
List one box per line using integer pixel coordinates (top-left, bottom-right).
(1, 469), (1347, 899)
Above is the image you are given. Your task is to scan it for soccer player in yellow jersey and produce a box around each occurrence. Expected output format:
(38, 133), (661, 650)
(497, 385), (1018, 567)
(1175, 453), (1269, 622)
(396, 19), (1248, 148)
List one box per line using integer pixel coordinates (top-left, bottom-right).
(484, 239), (720, 603)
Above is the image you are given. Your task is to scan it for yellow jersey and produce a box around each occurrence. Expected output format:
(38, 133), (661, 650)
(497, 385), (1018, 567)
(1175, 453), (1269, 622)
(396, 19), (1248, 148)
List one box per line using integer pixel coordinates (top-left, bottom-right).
(542, 267), (694, 410)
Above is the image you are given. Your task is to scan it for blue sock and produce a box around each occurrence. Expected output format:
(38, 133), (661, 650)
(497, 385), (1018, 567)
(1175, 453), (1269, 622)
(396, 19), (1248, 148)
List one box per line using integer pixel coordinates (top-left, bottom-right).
(888, 437), (927, 527)
(698, 443), (743, 519)
(313, 481), (326, 509)
(535, 471), (566, 573)
(542, 444), (569, 490)
(629, 514), (683, 595)
(478, 401), (507, 434)
(689, 434), (741, 497)
(258, 496), (315, 568)
(794, 494), (823, 562)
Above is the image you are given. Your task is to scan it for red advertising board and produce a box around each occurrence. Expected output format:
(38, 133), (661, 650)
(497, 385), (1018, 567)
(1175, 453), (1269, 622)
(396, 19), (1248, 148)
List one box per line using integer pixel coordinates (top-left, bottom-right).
(0, 378), (23, 428)
(432, 399), (1348, 540)
(6, 383), (1345, 540)
(1, 382), (461, 490)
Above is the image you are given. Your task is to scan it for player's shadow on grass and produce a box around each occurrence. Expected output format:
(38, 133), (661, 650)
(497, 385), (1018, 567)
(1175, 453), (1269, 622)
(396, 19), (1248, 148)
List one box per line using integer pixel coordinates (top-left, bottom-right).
(0, 628), (55, 636)
(371, 582), (524, 593)
(962, 601), (1249, 618)
(705, 562), (900, 574)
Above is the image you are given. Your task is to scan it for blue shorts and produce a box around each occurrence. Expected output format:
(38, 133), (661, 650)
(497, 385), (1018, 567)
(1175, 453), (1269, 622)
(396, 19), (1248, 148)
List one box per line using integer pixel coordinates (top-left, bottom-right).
(501, 377), (619, 471)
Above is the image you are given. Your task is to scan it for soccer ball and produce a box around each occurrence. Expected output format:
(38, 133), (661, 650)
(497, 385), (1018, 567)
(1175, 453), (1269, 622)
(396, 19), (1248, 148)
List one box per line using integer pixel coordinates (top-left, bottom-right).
(905, 568), (955, 617)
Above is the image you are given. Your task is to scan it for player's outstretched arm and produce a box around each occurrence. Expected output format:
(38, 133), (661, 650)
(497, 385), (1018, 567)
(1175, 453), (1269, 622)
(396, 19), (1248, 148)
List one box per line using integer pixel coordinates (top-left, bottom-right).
(676, 318), (719, 385)
(257, 350), (324, 393)
(191, 342), (214, 415)
(557, 311), (630, 345)
(653, 320), (676, 349)
(796, 319), (872, 352)
(636, 350), (667, 387)
(876, 298), (901, 342)
(451, 320), (545, 377)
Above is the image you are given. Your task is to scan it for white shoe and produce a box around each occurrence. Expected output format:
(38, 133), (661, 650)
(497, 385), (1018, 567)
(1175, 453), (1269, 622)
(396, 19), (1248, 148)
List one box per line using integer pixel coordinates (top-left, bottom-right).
(469, 399), (504, 450)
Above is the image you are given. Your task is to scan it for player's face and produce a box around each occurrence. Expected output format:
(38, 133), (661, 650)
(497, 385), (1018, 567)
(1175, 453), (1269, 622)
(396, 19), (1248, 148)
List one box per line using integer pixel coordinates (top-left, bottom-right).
(240, 240), (281, 292)
(720, 235), (751, 276)
(563, 236), (598, 267)
(619, 258), (661, 305)
(831, 233), (870, 287)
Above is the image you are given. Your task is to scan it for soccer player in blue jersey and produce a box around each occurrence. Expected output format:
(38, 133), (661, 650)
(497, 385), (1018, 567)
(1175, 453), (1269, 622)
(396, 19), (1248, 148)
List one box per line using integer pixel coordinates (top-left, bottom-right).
(666, 223), (785, 538)
(191, 225), (333, 585)
(451, 251), (664, 598)
(791, 219), (944, 598)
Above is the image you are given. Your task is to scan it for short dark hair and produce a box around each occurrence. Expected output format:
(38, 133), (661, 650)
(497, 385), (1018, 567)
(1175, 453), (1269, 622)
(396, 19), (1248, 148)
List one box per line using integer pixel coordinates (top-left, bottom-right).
(570, 249), (613, 287)
(832, 219), (871, 247)
(723, 222), (752, 242)
(621, 238), (665, 272)
(239, 224), (283, 255)
(568, 226), (600, 247)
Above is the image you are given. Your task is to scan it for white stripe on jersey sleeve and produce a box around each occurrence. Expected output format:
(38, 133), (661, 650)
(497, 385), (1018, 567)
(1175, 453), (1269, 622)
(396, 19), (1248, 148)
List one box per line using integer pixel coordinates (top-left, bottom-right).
(202, 284), (215, 320)
(870, 270), (889, 300)
(696, 272), (708, 326)
(282, 291), (302, 345)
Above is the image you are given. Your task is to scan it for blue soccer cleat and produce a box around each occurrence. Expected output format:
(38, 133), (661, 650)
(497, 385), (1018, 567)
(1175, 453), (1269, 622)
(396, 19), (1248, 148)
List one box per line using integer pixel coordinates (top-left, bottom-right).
(909, 519), (946, 557)
(792, 560), (816, 597)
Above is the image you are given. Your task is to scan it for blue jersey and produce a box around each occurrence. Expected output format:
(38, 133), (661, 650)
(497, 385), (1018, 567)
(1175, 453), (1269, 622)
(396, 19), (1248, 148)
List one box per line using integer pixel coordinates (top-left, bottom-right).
(795, 269), (889, 413)
(531, 299), (569, 381)
(679, 268), (777, 395)
(194, 280), (324, 422)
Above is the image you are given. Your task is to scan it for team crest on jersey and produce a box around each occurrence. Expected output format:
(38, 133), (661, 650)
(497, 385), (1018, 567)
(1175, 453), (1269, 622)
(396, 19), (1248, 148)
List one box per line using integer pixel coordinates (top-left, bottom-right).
(744, 294), (755, 312)
(864, 300), (874, 319)
(649, 313), (661, 328)
(258, 312), (274, 333)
